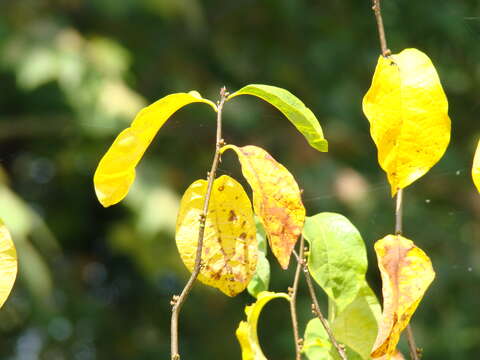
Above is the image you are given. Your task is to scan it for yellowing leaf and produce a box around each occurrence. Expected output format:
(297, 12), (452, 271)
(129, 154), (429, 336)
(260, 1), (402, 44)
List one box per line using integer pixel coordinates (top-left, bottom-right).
(227, 84), (328, 152)
(0, 220), (18, 308)
(363, 48), (451, 196)
(371, 235), (435, 358)
(472, 139), (480, 193)
(236, 291), (290, 360)
(175, 175), (257, 297)
(94, 91), (217, 207)
(221, 145), (305, 269)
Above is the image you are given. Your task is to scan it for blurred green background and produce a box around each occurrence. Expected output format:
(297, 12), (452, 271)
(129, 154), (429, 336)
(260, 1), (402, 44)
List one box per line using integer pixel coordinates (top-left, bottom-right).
(0, 0), (479, 359)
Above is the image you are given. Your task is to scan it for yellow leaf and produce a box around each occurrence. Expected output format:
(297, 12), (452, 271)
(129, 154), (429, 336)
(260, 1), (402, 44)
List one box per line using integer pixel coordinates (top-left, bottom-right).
(371, 235), (435, 358)
(0, 220), (18, 308)
(221, 145), (305, 269)
(94, 91), (217, 207)
(472, 139), (480, 193)
(176, 175), (257, 297)
(363, 48), (451, 196)
(236, 291), (290, 360)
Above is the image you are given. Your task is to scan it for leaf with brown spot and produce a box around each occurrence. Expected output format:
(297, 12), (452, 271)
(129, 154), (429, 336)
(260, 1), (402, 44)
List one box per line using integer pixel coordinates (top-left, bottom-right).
(371, 235), (435, 358)
(175, 175), (257, 296)
(221, 145), (305, 269)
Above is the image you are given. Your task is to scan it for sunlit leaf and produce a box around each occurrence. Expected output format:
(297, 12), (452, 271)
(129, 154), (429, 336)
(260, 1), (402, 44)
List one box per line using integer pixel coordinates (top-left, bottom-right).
(472, 139), (480, 193)
(94, 91), (217, 207)
(227, 84), (328, 152)
(221, 145), (305, 269)
(371, 235), (435, 358)
(303, 213), (368, 312)
(236, 291), (290, 360)
(247, 222), (270, 298)
(176, 175), (257, 297)
(303, 283), (380, 360)
(332, 284), (381, 359)
(363, 48), (451, 196)
(0, 221), (18, 308)
(303, 318), (334, 360)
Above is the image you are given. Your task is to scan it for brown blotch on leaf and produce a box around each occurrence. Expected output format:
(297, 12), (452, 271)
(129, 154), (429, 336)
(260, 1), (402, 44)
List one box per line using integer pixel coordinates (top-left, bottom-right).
(228, 210), (238, 222)
(218, 185), (224, 191)
(239, 232), (247, 240)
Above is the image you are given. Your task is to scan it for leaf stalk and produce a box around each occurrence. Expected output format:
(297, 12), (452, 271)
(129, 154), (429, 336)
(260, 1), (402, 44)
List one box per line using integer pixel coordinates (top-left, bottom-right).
(289, 238), (304, 360)
(295, 237), (348, 360)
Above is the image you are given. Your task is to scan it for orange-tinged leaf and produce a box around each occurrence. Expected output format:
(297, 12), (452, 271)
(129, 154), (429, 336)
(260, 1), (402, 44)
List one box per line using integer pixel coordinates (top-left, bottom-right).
(94, 91), (217, 207)
(371, 235), (435, 358)
(0, 220), (18, 308)
(236, 291), (290, 360)
(472, 139), (480, 193)
(175, 175), (257, 297)
(221, 145), (305, 269)
(363, 48), (451, 196)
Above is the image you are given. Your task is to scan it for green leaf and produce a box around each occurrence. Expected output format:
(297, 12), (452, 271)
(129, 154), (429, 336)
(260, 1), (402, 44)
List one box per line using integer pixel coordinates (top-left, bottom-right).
(332, 283), (381, 359)
(247, 222), (270, 298)
(303, 213), (368, 313)
(94, 91), (217, 207)
(303, 318), (364, 360)
(227, 84), (328, 152)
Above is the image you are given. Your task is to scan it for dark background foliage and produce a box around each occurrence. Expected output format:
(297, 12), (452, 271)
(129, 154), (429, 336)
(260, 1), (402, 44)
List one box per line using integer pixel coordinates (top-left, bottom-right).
(0, 1), (479, 359)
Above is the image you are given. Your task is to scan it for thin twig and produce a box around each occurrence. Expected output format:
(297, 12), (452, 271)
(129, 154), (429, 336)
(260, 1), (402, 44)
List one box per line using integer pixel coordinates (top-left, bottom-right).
(295, 244), (348, 360)
(371, 0), (391, 57)
(395, 188), (403, 235)
(170, 87), (228, 360)
(288, 237), (304, 360)
(395, 189), (420, 360)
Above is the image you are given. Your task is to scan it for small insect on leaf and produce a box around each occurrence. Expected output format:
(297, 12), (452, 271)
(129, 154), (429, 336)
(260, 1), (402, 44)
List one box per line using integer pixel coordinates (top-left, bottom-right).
(472, 139), (480, 193)
(363, 48), (451, 196)
(0, 220), (18, 308)
(176, 175), (257, 297)
(227, 84), (328, 152)
(221, 145), (305, 270)
(236, 291), (290, 360)
(371, 235), (435, 359)
(94, 91), (217, 207)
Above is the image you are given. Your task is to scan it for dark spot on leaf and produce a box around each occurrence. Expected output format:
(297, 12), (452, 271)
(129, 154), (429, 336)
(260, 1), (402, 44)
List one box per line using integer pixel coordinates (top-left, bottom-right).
(239, 232), (247, 240)
(241, 220), (246, 227)
(218, 185), (224, 191)
(228, 210), (238, 222)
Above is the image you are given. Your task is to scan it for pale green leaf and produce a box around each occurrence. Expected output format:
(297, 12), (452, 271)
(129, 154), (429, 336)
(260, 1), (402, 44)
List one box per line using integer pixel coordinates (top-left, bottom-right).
(332, 284), (381, 359)
(303, 213), (367, 313)
(248, 220), (270, 298)
(227, 84), (328, 152)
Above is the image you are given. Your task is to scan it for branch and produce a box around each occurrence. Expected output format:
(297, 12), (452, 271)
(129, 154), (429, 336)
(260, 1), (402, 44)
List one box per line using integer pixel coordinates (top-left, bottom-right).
(288, 237), (304, 360)
(295, 241), (348, 360)
(170, 87), (228, 360)
(395, 189), (420, 360)
(371, 0), (391, 57)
